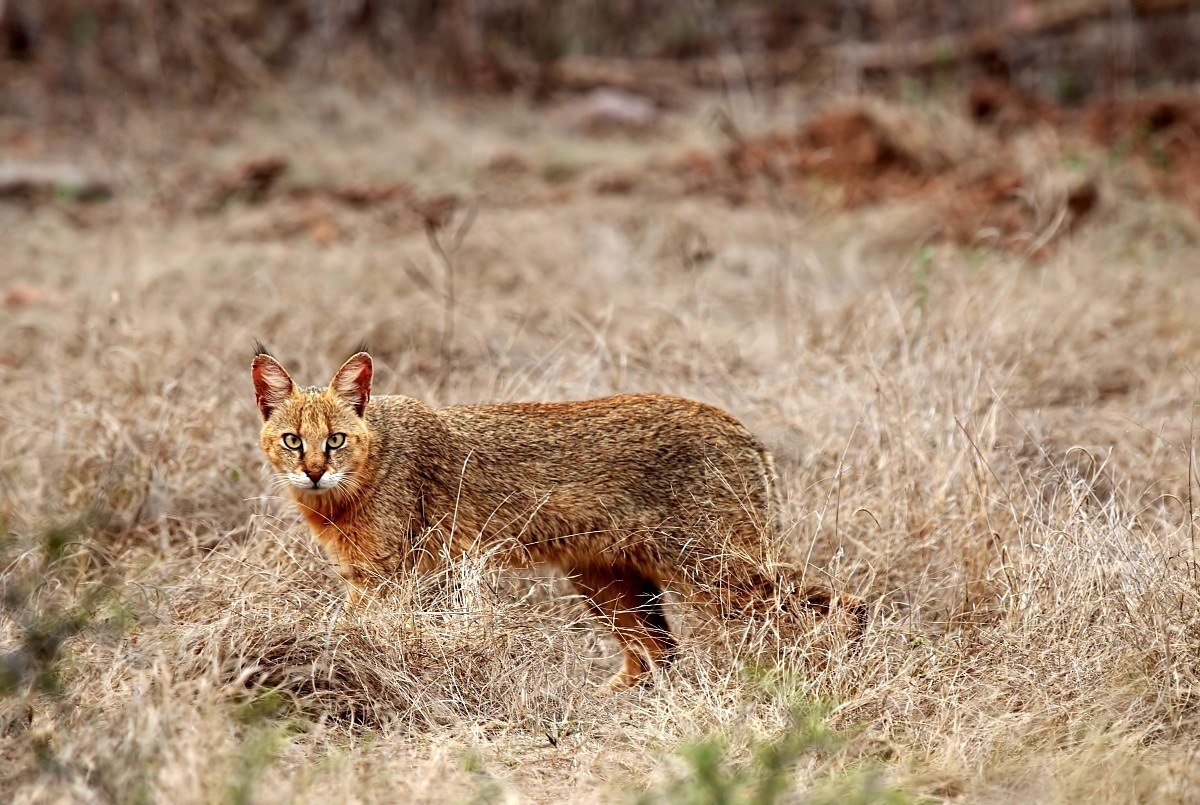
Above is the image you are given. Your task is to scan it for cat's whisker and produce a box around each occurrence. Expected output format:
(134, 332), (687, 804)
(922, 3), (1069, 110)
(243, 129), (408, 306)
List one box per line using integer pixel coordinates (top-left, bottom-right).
(265, 475), (293, 492)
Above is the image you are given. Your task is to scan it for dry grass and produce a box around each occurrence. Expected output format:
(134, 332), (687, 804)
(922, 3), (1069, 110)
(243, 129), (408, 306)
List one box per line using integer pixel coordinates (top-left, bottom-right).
(3, 83), (1200, 803)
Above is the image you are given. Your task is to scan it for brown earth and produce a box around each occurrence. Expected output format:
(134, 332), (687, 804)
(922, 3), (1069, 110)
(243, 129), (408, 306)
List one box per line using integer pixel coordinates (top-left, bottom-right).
(671, 101), (1100, 254)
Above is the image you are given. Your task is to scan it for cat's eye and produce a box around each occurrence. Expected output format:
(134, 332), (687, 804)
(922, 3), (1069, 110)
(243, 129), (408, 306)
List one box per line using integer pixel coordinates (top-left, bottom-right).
(326, 433), (346, 450)
(281, 433), (302, 450)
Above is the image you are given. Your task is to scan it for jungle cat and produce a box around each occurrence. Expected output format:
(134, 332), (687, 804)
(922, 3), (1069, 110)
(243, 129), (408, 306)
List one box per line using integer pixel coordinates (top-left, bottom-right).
(252, 345), (862, 692)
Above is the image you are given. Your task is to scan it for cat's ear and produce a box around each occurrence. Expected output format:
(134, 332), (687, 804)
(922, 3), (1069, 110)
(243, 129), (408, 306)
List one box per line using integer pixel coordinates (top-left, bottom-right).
(330, 352), (372, 417)
(251, 350), (294, 421)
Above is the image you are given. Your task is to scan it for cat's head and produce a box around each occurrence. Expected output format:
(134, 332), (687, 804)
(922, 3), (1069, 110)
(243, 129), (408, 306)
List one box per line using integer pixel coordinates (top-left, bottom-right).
(251, 344), (373, 498)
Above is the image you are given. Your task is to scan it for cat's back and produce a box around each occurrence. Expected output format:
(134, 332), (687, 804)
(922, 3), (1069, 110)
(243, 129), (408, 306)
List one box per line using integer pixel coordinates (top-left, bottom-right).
(436, 393), (773, 501)
(438, 393), (753, 450)
(433, 393), (778, 534)
(365, 392), (767, 473)
(368, 392), (778, 542)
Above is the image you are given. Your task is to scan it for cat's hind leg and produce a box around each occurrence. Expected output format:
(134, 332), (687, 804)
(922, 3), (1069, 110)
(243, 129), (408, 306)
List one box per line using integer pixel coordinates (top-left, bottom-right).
(566, 563), (677, 694)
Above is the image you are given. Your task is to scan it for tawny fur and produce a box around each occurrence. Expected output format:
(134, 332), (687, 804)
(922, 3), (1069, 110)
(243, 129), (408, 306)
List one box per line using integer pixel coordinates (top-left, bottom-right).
(253, 348), (861, 691)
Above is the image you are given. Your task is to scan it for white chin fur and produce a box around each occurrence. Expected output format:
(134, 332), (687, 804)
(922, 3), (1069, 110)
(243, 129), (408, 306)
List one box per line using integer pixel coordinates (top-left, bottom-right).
(290, 472), (343, 491)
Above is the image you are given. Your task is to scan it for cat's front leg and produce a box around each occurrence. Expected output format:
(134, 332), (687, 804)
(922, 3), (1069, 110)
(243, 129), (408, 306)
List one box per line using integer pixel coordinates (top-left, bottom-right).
(336, 562), (370, 612)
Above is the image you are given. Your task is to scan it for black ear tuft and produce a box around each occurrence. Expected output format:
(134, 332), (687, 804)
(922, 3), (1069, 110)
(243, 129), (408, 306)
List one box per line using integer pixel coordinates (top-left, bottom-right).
(352, 341), (370, 357)
(253, 340), (274, 358)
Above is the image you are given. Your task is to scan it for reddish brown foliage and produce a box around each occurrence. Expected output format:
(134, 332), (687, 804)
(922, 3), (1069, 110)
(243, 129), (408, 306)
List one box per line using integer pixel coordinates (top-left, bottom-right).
(676, 103), (1097, 252)
(1085, 92), (1200, 213)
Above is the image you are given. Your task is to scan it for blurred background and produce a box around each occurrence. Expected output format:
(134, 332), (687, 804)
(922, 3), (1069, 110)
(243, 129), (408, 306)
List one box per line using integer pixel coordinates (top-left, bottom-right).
(4, 1), (1199, 101)
(4, 1), (1200, 250)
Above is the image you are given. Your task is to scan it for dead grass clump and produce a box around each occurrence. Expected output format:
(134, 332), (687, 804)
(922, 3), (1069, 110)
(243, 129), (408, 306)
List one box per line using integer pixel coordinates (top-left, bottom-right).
(162, 538), (595, 731)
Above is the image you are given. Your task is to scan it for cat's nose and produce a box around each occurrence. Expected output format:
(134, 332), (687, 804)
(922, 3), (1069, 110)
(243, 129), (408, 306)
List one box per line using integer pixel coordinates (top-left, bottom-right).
(304, 469), (324, 487)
